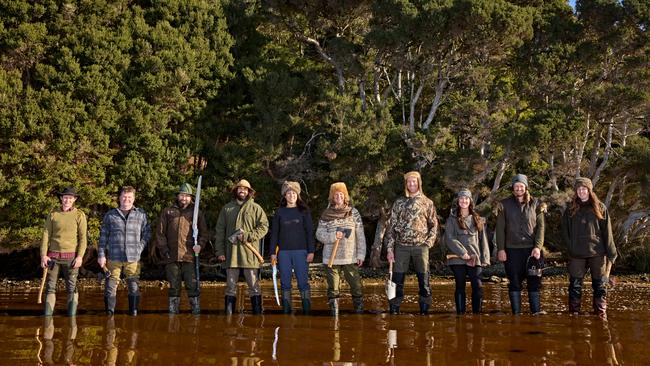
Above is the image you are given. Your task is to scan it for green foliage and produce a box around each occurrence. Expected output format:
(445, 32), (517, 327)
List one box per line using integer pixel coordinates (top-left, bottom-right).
(1, 0), (649, 272)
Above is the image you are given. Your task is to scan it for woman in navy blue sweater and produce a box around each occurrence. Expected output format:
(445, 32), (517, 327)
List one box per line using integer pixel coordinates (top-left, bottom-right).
(270, 181), (315, 314)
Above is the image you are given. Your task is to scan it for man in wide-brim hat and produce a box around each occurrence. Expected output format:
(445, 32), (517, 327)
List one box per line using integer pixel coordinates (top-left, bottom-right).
(41, 186), (87, 316)
(215, 179), (269, 315)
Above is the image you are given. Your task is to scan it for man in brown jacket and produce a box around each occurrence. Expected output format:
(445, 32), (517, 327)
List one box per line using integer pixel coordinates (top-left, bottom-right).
(156, 183), (209, 314)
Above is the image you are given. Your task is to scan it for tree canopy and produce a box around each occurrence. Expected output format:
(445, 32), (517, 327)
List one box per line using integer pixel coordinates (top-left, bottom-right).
(1, 0), (648, 268)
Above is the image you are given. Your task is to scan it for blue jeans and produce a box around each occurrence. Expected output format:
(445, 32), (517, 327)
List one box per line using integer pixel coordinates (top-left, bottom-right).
(278, 249), (310, 292)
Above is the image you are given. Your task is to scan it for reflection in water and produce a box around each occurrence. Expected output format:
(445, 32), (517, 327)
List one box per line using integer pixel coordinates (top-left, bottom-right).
(2, 283), (649, 364)
(38, 316), (77, 366)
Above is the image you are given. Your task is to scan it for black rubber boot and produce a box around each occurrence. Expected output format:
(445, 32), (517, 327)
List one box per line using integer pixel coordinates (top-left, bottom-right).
(104, 295), (116, 316)
(189, 296), (200, 315)
(250, 295), (263, 315)
(329, 298), (339, 316)
(352, 296), (364, 314)
(224, 295), (236, 315)
(128, 295), (140, 316)
(169, 297), (181, 314)
(471, 288), (483, 314)
(528, 291), (541, 315)
(592, 278), (607, 318)
(509, 291), (522, 315)
(568, 277), (583, 314)
(419, 302), (430, 315)
(389, 303), (400, 315)
(282, 290), (292, 314)
(455, 291), (466, 315)
(300, 290), (311, 315)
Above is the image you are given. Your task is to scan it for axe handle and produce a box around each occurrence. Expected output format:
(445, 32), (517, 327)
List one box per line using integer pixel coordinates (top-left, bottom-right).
(37, 266), (48, 304)
(327, 238), (341, 268)
(244, 242), (264, 263)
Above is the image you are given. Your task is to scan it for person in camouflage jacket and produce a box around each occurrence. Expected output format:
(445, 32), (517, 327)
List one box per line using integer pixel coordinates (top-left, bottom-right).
(385, 171), (438, 315)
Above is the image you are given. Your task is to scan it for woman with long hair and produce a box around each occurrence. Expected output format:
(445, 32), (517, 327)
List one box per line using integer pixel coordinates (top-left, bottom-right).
(444, 188), (490, 314)
(562, 177), (617, 317)
(270, 181), (315, 314)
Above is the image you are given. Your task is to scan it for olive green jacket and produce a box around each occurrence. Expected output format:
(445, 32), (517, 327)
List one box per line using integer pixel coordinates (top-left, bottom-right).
(214, 198), (269, 268)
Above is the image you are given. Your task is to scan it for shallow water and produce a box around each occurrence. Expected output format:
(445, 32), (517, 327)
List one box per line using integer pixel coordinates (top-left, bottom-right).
(1, 281), (649, 365)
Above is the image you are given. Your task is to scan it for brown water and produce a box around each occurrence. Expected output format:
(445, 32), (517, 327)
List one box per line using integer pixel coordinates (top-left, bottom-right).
(1, 281), (649, 365)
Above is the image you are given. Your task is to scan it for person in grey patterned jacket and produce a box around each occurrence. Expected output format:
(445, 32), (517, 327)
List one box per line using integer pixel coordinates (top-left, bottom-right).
(316, 182), (366, 315)
(385, 171), (438, 315)
(98, 186), (151, 316)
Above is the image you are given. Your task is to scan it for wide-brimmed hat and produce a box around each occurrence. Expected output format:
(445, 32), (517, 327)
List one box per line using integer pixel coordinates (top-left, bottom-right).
(177, 183), (194, 196)
(232, 179), (256, 194)
(57, 187), (79, 198)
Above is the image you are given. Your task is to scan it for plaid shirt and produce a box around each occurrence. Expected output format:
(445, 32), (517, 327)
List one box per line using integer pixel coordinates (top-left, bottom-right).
(98, 207), (151, 262)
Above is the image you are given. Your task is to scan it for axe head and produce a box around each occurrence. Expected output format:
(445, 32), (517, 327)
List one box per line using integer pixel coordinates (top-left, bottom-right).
(337, 227), (352, 238)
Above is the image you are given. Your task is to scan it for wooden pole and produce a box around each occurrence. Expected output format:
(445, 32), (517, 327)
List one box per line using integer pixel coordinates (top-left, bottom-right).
(37, 266), (48, 304)
(327, 238), (342, 268)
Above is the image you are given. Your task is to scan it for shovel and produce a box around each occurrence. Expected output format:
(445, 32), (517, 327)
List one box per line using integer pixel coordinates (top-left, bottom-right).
(386, 261), (397, 300)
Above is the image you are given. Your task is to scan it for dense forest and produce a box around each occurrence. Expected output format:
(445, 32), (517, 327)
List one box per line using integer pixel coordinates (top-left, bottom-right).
(1, 1), (648, 270)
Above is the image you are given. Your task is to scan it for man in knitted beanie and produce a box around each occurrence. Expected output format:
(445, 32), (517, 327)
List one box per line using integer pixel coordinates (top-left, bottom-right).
(495, 173), (545, 315)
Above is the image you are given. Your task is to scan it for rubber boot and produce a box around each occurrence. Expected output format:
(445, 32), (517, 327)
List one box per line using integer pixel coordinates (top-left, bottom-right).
(389, 302), (400, 315)
(509, 291), (521, 315)
(593, 296), (607, 318)
(67, 292), (79, 317)
(282, 290), (292, 314)
(250, 295), (263, 315)
(329, 298), (339, 316)
(568, 277), (583, 314)
(128, 295), (140, 316)
(419, 302), (430, 315)
(44, 293), (56, 316)
(592, 278), (607, 318)
(455, 291), (466, 315)
(224, 295), (236, 315)
(189, 296), (200, 315)
(300, 290), (311, 315)
(471, 288), (483, 314)
(528, 291), (541, 315)
(168, 297), (180, 314)
(352, 296), (364, 314)
(104, 295), (116, 315)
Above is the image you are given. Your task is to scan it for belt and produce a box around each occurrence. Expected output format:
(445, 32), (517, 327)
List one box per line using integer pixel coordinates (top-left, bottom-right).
(47, 251), (76, 260)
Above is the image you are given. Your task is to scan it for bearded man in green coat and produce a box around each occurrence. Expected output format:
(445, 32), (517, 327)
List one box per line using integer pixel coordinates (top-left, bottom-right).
(215, 179), (269, 314)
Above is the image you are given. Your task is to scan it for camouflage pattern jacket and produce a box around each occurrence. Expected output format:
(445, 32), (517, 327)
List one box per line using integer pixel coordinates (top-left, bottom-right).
(385, 193), (438, 250)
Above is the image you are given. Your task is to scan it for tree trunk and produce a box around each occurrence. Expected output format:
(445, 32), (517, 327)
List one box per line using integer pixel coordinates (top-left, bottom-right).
(491, 156), (509, 193)
(574, 113), (591, 178)
(409, 80), (424, 134)
(592, 121), (613, 187)
(422, 70), (448, 130)
(586, 122), (603, 179)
